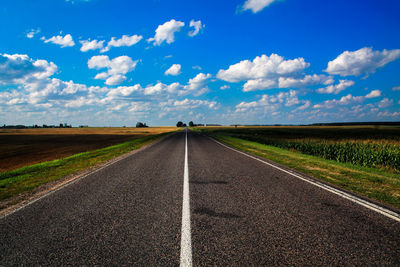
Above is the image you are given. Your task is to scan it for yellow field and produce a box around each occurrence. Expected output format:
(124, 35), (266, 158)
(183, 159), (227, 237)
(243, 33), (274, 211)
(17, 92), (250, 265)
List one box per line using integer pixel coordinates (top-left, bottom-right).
(0, 126), (178, 135)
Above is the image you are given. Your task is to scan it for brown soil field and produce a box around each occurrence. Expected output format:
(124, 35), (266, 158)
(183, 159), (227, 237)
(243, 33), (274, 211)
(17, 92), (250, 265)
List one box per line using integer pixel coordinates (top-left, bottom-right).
(0, 127), (177, 172)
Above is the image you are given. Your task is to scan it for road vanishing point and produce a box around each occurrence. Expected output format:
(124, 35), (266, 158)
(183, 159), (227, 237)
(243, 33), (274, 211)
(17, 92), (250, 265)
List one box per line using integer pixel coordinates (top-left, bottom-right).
(1, 130), (399, 265)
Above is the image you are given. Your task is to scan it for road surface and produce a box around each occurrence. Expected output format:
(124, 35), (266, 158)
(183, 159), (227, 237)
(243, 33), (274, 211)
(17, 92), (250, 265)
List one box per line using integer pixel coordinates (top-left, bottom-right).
(1, 130), (399, 265)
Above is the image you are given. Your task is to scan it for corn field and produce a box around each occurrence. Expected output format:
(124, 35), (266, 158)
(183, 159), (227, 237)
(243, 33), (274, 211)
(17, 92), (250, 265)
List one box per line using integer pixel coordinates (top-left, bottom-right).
(200, 126), (400, 172)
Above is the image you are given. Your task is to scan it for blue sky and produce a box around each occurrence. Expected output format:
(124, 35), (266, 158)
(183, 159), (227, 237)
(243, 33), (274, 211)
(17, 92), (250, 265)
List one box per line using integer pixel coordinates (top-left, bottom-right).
(0, 0), (399, 126)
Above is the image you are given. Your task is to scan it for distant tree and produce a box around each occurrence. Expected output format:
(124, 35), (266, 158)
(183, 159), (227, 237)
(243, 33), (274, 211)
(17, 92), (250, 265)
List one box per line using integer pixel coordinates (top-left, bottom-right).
(136, 122), (148, 128)
(59, 123), (64, 128)
(189, 121), (194, 127)
(183, 123), (187, 127)
(176, 121), (183, 127)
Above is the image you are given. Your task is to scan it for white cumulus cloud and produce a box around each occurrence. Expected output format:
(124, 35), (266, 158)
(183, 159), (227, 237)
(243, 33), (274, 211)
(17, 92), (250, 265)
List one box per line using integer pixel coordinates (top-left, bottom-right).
(377, 98), (393, 108)
(44, 34), (75, 47)
(147, 19), (185, 46)
(173, 99), (217, 110)
(165, 64), (182, 76)
(143, 73), (211, 96)
(26, 28), (40, 39)
(105, 74), (126, 86)
(88, 55), (138, 85)
(184, 73), (212, 96)
(79, 39), (104, 52)
(241, 0), (277, 13)
(235, 90), (306, 113)
(314, 90), (382, 109)
(188, 20), (204, 37)
(317, 80), (355, 94)
(101, 34), (143, 52)
(243, 79), (277, 91)
(0, 53), (57, 84)
(365, 89), (382, 98)
(217, 53), (310, 83)
(278, 74), (334, 88)
(313, 94), (364, 109)
(325, 47), (400, 76)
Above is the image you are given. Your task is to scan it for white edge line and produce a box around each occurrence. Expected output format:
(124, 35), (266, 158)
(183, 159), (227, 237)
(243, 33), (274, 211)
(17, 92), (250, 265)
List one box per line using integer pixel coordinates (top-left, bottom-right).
(209, 136), (400, 223)
(180, 129), (193, 267)
(1, 134), (169, 219)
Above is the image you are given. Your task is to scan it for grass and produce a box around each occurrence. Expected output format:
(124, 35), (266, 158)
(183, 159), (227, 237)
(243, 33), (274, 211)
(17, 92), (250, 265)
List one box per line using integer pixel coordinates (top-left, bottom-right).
(193, 127), (400, 209)
(0, 132), (172, 203)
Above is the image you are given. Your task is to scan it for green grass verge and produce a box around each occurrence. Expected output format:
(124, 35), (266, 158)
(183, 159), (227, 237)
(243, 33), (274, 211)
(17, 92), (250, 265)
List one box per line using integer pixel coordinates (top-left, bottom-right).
(213, 135), (400, 209)
(0, 132), (171, 202)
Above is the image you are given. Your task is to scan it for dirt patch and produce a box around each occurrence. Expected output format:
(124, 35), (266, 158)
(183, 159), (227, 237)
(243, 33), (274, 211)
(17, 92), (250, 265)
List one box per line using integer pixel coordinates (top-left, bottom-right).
(0, 127), (177, 172)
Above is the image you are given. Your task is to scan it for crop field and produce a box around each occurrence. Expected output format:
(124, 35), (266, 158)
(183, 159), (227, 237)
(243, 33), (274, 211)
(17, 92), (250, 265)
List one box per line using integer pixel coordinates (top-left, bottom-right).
(0, 127), (177, 172)
(195, 125), (400, 208)
(197, 126), (400, 172)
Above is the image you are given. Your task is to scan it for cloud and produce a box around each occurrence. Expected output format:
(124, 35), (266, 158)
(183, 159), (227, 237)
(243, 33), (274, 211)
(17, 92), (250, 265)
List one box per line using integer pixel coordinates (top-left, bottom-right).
(88, 55), (138, 85)
(0, 53), (57, 84)
(44, 34), (75, 47)
(365, 89), (381, 98)
(147, 19), (185, 46)
(101, 34), (143, 52)
(294, 100), (311, 111)
(241, 0), (277, 13)
(313, 94), (364, 109)
(188, 20), (204, 37)
(392, 86), (400, 91)
(106, 84), (142, 98)
(241, 74), (334, 92)
(144, 82), (180, 95)
(235, 90), (307, 113)
(79, 39), (104, 52)
(26, 28), (40, 39)
(143, 73), (211, 96)
(377, 111), (400, 117)
(243, 79), (277, 91)
(65, 0), (91, 3)
(316, 80), (354, 94)
(314, 90), (381, 109)
(65, 96), (87, 108)
(185, 73), (212, 95)
(377, 98), (393, 108)
(217, 53), (316, 92)
(173, 99), (218, 110)
(220, 85), (230, 90)
(217, 54), (309, 83)
(105, 74), (126, 86)
(325, 47), (400, 76)
(129, 102), (151, 112)
(165, 64), (182, 76)
(278, 74), (334, 88)
(0, 53), (219, 124)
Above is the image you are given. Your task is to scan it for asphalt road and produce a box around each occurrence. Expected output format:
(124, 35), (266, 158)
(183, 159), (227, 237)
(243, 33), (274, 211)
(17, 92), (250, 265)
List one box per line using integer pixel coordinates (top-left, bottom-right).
(1, 130), (399, 265)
